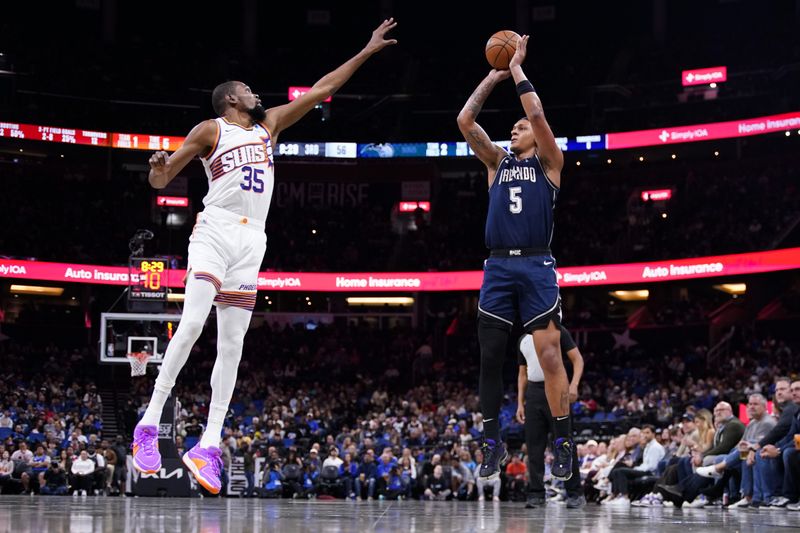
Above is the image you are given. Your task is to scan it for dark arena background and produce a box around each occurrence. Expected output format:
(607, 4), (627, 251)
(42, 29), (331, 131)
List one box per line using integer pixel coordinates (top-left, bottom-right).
(1, 1), (800, 532)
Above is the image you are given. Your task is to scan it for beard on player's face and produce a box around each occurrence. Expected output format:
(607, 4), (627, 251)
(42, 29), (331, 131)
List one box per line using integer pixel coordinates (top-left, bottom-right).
(246, 103), (267, 123)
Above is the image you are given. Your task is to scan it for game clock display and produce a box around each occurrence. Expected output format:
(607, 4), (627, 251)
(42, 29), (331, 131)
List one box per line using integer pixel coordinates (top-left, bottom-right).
(129, 258), (169, 302)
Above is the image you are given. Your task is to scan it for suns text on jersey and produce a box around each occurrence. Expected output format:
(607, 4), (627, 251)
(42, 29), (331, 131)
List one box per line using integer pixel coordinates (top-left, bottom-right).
(219, 144), (268, 173)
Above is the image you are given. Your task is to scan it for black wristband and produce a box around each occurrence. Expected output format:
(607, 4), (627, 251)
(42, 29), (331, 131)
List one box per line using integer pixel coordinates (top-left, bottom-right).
(516, 80), (535, 96)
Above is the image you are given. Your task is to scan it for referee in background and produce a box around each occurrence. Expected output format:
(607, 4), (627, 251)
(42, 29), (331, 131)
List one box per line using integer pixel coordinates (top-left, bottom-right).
(517, 325), (585, 509)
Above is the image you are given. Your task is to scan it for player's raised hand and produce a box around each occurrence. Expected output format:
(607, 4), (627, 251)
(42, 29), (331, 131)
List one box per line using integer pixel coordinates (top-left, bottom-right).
(364, 18), (398, 55)
(509, 34), (529, 69)
(489, 69), (512, 82)
(149, 151), (170, 174)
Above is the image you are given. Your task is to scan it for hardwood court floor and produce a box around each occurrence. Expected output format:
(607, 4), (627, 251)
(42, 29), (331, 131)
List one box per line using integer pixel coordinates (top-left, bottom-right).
(1, 495), (799, 532)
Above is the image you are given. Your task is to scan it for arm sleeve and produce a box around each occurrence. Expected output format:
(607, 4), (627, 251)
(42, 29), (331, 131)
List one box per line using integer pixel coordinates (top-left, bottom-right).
(559, 326), (577, 353)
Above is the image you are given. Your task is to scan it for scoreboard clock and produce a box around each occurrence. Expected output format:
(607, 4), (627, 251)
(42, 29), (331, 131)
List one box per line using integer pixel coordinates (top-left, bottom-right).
(128, 258), (168, 304)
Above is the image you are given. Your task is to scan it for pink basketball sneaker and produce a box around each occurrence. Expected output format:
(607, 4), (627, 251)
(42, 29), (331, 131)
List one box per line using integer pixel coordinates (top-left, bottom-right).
(182, 444), (223, 494)
(131, 425), (161, 474)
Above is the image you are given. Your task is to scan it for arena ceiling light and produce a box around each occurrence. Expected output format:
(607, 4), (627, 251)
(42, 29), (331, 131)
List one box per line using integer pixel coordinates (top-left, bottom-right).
(609, 290), (649, 301)
(346, 297), (415, 306)
(713, 283), (746, 295)
(10, 284), (64, 296)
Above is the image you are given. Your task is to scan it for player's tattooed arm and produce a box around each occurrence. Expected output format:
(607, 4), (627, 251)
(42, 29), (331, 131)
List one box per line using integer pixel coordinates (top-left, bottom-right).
(508, 35), (564, 186)
(457, 71), (509, 175)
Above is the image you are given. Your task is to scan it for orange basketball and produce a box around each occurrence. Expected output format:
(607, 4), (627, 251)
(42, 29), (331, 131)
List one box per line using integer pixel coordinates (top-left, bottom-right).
(485, 30), (520, 70)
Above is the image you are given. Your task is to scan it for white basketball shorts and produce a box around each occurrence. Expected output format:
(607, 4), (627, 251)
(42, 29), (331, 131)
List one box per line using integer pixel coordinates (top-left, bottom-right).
(186, 205), (266, 311)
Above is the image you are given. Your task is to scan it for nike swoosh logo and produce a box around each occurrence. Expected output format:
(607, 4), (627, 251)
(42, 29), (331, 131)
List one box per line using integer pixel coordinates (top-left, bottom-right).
(555, 416), (569, 421)
(191, 457), (208, 470)
(544, 261), (553, 266)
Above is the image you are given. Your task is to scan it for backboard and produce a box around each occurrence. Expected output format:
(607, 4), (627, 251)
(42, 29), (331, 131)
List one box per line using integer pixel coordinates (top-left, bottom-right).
(100, 312), (182, 365)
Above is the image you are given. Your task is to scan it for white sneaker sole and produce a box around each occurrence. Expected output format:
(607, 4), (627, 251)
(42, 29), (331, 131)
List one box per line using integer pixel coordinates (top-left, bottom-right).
(182, 453), (220, 494)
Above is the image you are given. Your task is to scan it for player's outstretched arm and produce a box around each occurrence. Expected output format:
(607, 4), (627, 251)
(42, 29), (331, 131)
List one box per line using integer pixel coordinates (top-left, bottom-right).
(456, 71), (510, 177)
(508, 35), (564, 186)
(263, 18), (398, 141)
(148, 120), (218, 189)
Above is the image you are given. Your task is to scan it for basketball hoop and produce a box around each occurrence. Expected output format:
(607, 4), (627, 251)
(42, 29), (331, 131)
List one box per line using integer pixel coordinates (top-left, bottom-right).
(126, 351), (151, 376)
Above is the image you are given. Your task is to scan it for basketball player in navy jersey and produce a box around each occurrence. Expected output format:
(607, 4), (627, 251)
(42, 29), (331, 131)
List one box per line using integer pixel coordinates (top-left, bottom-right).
(457, 35), (574, 481)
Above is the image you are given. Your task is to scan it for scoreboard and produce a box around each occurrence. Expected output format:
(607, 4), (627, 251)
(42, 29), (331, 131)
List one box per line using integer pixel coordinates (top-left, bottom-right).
(128, 258), (168, 306)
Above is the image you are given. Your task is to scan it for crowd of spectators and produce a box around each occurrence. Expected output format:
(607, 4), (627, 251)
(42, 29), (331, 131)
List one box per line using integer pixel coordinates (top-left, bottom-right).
(1, 150), (798, 272)
(1, 317), (797, 506)
(0, 342), (127, 496)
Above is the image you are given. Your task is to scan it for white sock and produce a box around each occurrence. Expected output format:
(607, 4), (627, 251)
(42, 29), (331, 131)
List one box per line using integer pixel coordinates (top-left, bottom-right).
(139, 275), (217, 427)
(198, 304), (251, 448)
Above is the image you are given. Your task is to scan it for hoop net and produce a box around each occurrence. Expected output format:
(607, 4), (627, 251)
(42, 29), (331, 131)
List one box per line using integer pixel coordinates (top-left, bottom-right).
(126, 352), (151, 377)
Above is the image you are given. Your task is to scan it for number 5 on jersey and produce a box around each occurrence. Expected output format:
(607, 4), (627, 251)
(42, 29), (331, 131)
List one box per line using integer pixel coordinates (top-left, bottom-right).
(240, 165), (265, 193)
(509, 186), (522, 214)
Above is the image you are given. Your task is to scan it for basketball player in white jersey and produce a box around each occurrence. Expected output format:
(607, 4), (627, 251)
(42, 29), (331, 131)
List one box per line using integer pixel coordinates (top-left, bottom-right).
(131, 19), (397, 494)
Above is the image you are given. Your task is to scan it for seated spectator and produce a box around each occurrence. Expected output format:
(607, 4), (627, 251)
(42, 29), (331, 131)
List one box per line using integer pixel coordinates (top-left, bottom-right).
(355, 449), (377, 501)
(423, 465), (451, 501)
(86, 446), (106, 495)
(70, 450), (95, 496)
(753, 380), (800, 509)
(10, 441), (34, 495)
(39, 461), (68, 495)
(398, 456), (416, 499)
(694, 393), (776, 508)
(658, 401), (745, 507)
(260, 461), (284, 499)
(378, 465), (404, 500)
(298, 463), (319, 499)
(30, 445), (51, 493)
(505, 454), (527, 502)
(0, 451), (14, 493)
(339, 452), (359, 500)
(322, 447), (344, 470)
(606, 425), (664, 506)
(449, 456), (474, 500)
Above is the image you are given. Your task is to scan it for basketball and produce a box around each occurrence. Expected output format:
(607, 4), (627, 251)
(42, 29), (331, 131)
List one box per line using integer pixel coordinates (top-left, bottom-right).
(485, 30), (520, 70)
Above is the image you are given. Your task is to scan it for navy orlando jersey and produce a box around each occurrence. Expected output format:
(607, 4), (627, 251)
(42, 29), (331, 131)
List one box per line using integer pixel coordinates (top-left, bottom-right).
(485, 155), (558, 249)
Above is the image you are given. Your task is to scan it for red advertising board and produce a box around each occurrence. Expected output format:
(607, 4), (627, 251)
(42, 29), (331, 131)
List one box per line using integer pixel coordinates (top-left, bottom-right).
(288, 86), (332, 103)
(682, 66), (727, 87)
(641, 189), (672, 201)
(398, 201), (431, 212)
(1, 248), (798, 291)
(606, 111), (800, 150)
(156, 196), (190, 207)
(0, 121), (109, 147)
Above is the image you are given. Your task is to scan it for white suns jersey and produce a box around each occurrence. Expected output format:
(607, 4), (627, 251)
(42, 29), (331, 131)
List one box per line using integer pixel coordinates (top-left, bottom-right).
(200, 117), (275, 221)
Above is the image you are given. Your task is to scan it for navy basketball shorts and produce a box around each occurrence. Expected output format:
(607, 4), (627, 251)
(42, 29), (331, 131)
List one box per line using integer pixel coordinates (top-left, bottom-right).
(478, 254), (561, 332)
